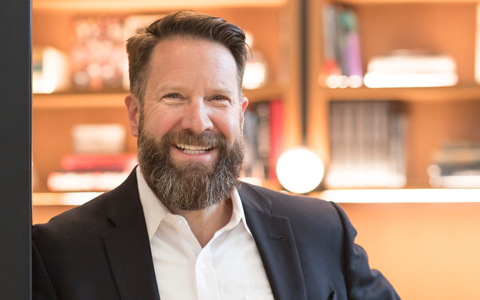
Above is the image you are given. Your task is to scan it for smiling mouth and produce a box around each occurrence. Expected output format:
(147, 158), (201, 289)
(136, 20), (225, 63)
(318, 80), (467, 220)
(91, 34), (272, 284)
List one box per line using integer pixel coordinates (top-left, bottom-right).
(175, 143), (214, 154)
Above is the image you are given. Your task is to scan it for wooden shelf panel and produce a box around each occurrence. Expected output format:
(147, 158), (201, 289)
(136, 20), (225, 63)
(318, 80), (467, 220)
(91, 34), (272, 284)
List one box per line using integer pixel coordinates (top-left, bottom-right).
(32, 85), (286, 109)
(313, 188), (480, 203)
(33, 0), (287, 12)
(33, 188), (480, 206)
(332, 0), (479, 4)
(322, 85), (480, 102)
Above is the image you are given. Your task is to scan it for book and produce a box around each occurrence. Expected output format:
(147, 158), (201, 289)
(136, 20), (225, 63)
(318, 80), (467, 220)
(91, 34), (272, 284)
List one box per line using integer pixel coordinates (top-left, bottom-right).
(326, 100), (407, 188)
(428, 140), (480, 188)
(61, 154), (137, 172)
(320, 4), (363, 88)
(364, 50), (458, 88)
(47, 171), (130, 192)
(241, 100), (284, 183)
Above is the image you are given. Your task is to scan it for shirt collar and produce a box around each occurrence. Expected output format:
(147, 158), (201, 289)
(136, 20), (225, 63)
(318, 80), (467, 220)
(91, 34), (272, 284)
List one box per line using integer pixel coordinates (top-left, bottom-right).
(136, 167), (251, 241)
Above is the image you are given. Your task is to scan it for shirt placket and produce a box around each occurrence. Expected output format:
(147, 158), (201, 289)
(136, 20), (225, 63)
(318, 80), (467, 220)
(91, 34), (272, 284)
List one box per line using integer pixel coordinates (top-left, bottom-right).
(196, 242), (221, 300)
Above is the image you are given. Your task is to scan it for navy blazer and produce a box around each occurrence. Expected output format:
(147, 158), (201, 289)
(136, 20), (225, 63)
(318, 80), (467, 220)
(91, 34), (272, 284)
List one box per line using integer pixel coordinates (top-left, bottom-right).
(33, 170), (400, 300)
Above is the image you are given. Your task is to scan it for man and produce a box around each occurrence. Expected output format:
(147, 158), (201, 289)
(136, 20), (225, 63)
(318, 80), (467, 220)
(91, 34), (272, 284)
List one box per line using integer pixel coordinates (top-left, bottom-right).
(33, 11), (401, 300)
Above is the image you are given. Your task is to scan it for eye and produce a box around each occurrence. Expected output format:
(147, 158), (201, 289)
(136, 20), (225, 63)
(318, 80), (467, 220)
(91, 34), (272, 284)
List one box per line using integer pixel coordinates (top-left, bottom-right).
(211, 95), (229, 101)
(165, 93), (181, 99)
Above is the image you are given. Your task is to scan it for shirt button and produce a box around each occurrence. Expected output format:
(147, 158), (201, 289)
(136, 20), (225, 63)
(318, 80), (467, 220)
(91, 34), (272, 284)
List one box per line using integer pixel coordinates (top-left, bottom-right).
(199, 262), (206, 270)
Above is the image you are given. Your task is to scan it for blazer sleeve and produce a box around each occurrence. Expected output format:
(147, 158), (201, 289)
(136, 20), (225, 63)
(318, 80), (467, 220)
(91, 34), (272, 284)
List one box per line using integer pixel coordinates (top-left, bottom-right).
(331, 202), (401, 300)
(32, 238), (60, 300)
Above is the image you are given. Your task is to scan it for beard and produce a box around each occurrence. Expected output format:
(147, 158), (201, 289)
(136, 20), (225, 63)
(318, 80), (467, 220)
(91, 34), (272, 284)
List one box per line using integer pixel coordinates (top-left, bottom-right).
(137, 128), (245, 211)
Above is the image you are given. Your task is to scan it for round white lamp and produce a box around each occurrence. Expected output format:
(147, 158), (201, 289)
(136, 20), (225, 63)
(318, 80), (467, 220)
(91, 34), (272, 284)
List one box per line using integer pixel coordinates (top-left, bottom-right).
(276, 147), (324, 194)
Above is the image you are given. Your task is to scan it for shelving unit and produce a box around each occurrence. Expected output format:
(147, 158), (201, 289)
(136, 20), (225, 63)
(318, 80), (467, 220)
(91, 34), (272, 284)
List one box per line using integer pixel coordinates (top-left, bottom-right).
(306, 3), (480, 298)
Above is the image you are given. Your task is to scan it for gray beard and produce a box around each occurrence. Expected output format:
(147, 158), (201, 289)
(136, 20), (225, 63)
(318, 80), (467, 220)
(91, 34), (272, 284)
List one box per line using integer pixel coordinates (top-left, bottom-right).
(137, 129), (245, 211)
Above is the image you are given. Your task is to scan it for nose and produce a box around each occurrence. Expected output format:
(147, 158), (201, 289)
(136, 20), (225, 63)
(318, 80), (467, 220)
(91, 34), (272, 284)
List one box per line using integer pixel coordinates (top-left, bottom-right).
(180, 98), (213, 134)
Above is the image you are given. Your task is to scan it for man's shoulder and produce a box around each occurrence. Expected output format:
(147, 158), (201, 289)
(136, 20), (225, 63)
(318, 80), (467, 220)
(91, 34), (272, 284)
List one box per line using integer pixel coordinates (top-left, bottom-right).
(238, 182), (340, 220)
(32, 191), (115, 244)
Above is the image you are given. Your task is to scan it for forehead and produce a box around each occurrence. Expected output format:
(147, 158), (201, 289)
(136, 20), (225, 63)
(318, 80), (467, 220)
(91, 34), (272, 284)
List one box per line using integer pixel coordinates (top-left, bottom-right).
(147, 38), (238, 90)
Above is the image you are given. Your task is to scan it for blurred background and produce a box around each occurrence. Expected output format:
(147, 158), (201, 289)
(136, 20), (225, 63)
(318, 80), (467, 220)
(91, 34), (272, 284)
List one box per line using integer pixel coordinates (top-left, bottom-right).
(30, 0), (480, 299)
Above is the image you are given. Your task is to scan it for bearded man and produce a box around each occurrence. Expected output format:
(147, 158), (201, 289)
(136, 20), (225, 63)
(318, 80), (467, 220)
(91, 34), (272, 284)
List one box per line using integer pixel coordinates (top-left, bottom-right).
(32, 10), (400, 300)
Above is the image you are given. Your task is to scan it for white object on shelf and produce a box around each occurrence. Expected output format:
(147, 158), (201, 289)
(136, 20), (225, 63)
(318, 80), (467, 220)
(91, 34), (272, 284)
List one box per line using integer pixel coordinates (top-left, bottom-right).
(364, 50), (458, 88)
(72, 124), (126, 154)
(32, 47), (70, 94)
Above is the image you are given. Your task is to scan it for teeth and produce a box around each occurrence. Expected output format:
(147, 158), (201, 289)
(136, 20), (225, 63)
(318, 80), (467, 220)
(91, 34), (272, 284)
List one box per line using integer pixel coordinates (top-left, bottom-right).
(176, 144), (213, 153)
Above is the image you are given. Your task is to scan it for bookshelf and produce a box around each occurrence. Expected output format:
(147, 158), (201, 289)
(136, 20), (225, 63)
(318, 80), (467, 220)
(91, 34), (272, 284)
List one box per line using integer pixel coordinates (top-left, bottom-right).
(308, 0), (480, 189)
(307, 3), (480, 298)
(32, 0), (302, 194)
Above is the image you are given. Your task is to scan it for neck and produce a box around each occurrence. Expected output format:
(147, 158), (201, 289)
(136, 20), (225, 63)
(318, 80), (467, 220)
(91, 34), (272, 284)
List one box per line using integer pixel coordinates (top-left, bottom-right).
(167, 198), (233, 248)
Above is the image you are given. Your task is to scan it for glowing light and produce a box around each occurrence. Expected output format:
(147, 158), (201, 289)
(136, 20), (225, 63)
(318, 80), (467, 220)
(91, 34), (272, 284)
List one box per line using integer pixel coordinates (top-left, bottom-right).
(276, 148), (324, 194)
(243, 61), (267, 90)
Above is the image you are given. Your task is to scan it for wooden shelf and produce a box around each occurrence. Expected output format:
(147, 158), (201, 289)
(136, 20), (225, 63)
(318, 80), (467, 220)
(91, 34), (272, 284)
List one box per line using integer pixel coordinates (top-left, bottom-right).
(32, 85), (286, 109)
(33, 0), (287, 12)
(332, 0), (479, 4)
(321, 84), (480, 102)
(313, 188), (480, 203)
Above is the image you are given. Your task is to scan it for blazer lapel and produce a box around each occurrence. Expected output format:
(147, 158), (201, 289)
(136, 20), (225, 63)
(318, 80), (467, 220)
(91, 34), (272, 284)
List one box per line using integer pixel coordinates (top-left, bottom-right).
(102, 171), (161, 300)
(239, 183), (307, 300)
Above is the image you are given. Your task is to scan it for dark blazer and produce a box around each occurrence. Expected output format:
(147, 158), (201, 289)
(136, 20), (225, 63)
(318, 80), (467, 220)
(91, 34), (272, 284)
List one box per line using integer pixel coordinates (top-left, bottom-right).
(33, 170), (400, 300)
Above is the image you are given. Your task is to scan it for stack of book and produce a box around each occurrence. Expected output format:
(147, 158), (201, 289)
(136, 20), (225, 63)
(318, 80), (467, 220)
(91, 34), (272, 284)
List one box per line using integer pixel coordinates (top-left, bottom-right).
(364, 50), (458, 88)
(320, 4), (363, 89)
(428, 141), (480, 188)
(47, 124), (136, 192)
(326, 100), (407, 188)
(242, 100), (283, 184)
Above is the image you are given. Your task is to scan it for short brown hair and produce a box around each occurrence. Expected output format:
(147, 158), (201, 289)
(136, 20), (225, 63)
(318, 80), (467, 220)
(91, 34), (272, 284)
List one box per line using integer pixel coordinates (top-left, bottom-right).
(126, 10), (247, 105)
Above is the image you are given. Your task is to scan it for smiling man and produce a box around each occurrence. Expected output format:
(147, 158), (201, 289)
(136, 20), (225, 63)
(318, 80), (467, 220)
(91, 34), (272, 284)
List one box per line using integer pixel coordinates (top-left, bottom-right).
(32, 11), (400, 300)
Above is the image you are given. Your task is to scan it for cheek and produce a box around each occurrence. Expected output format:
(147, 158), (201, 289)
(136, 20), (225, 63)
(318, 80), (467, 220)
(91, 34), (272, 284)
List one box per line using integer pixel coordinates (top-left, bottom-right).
(213, 110), (242, 140)
(143, 106), (180, 137)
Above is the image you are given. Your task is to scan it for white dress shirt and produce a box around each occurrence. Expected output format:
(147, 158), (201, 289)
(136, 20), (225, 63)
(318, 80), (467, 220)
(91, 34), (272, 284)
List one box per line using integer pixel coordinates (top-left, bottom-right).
(136, 168), (274, 300)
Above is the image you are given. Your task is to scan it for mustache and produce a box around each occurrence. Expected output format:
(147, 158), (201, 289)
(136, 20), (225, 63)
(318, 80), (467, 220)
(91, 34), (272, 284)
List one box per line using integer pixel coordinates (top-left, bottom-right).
(160, 130), (229, 149)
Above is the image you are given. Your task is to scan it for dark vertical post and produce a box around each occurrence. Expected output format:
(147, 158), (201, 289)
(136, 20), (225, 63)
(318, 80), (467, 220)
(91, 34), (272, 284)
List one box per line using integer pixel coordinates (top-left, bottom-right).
(300, 0), (308, 145)
(0, 0), (32, 298)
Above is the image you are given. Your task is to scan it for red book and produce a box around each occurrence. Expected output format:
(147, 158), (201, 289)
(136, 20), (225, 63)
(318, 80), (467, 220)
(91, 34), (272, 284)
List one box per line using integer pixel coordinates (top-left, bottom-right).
(269, 99), (283, 181)
(61, 154), (137, 172)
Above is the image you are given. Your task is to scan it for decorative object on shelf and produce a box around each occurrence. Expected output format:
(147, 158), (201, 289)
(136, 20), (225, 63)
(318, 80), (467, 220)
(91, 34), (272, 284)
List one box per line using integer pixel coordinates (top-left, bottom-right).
(122, 15), (160, 90)
(364, 50), (458, 88)
(320, 4), (363, 89)
(242, 31), (268, 90)
(72, 124), (126, 154)
(276, 147), (324, 194)
(241, 99), (283, 183)
(428, 140), (480, 188)
(32, 47), (70, 94)
(70, 15), (125, 91)
(326, 100), (407, 188)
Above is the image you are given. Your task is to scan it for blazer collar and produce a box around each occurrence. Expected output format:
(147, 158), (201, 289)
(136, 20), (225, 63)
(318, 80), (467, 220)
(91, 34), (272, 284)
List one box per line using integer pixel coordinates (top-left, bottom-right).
(103, 170), (161, 300)
(238, 183), (307, 300)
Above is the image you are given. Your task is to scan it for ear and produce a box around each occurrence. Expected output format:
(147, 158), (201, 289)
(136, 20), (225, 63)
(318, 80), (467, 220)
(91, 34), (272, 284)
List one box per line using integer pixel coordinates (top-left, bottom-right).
(125, 93), (140, 137)
(240, 96), (249, 127)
